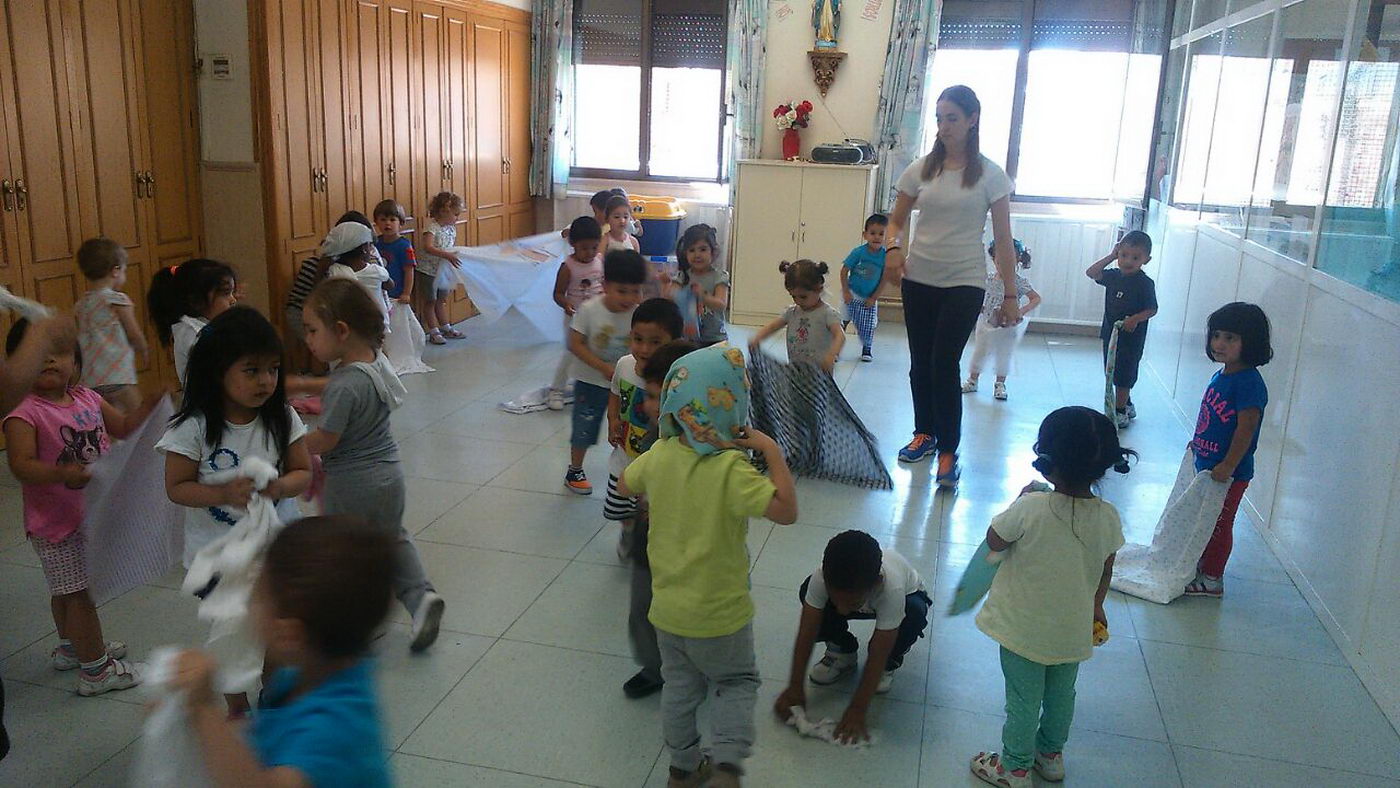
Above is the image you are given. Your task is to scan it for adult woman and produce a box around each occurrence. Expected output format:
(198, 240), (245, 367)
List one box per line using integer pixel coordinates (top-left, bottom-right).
(882, 85), (1020, 487)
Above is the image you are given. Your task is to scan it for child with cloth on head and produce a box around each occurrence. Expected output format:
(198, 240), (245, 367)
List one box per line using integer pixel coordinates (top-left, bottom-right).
(968, 406), (1132, 788)
(841, 214), (888, 362)
(170, 515), (395, 788)
(3, 318), (163, 696)
(1086, 231), (1157, 428)
(964, 239), (1041, 401)
(299, 279), (446, 651)
(147, 258), (238, 385)
(562, 249), (647, 495)
(321, 222), (392, 331)
(774, 530), (931, 744)
(74, 238), (148, 412)
(748, 260), (845, 374)
(616, 344), (799, 787)
(547, 216), (604, 411)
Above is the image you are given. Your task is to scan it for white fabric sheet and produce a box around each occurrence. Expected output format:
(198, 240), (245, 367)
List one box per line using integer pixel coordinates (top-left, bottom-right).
(431, 233), (571, 343)
(383, 302), (434, 376)
(131, 647), (214, 788)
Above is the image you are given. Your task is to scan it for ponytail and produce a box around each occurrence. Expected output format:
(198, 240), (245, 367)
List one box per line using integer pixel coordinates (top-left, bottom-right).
(147, 258), (237, 346)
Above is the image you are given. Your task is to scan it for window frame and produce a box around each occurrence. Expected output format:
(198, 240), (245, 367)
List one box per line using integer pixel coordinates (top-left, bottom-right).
(569, 0), (730, 183)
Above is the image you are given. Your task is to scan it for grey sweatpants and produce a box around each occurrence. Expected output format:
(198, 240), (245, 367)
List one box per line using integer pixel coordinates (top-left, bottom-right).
(629, 558), (661, 678)
(321, 461), (434, 614)
(656, 622), (759, 772)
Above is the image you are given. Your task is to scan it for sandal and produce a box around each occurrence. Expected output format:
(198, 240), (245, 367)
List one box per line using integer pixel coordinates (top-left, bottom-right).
(441, 325), (465, 339)
(1183, 573), (1223, 598)
(427, 330), (447, 346)
(970, 751), (1031, 788)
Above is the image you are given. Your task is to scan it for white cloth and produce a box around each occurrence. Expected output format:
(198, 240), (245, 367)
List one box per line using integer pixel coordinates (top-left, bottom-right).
(1111, 450), (1233, 604)
(431, 232), (572, 342)
(327, 261), (392, 330)
(172, 316), (207, 385)
(802, 549), (924, 630)
(497, 384), (573, 414)
(968, 317), (1029, 378)
(0, 284), (52, 320)
(895, 156), (1013, 290)
(784, 707), (873, 749)
(81, 397), (183, 605)
(976, 492), (1125, 664)
(132, 647), (214, 788)
(155, 408), (307, 566)
(568, 295), (634, 388)
(383, 301), (434, 376)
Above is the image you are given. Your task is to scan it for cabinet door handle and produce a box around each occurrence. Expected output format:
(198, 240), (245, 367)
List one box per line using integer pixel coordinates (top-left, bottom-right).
(388, 163), (396, 187)
(1, 179), (14, 211)
(134, 171), (143, 199)
(790, 229), (796, 243)
(147, 171), (156, 199)
(14, 179), (27, 211)
(141, 171), (152, 198)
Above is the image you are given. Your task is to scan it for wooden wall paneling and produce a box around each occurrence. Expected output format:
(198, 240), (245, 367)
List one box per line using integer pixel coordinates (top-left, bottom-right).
(444, 7), (471, 225)
(468, 14), (506, 245)
(317, 0), (349, 222)
(506, 23), (529, 208)
(386, 1), (416, 212)
(0, 70), (21, 297)
(417, 3), (447, 206)
(346, 0), (389, 212)
(137, 0), (202, 256)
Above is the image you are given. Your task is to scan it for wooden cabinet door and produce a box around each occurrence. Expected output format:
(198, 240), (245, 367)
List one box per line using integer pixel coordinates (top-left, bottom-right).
(316, 0), (348, 222)
(417, 4), (447, 204)
(469, 15), (506, 245)
(0, 0), (87, 309)
(267, 0), (326, 278)
(730, 165), (802, 323)
(505, 23), (530, 210)
(345, 0), (388, 212)
(796, 168), (872, 269)
(385, 1), (415, 211)
(443, 7), (471, 228)
(137, 0), (202, 260)
(0, 85), (22, 301)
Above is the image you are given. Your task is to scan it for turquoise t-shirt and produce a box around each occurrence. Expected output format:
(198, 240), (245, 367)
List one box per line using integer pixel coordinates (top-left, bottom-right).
(250, 659), (390, 787)
(842, 244), (887, 299)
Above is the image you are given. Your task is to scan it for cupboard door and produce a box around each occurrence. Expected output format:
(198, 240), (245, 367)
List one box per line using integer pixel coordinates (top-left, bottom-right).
(346, 0), (388, 211)
(1, 0), (86, 308)
(137, 0), (202, 254)
(730, 165), (802, 322)
(385, 1), (415, 211)
(505, 23), (530, 209)
(316, 0), (348, 222)
(417, 4), (446, 202)
(444, 7), (471, 222)
(796, 168), (872, 268)
(469, 16), (506, 245)
(269, 0), (325, 265)
(0, 86), (22, 298)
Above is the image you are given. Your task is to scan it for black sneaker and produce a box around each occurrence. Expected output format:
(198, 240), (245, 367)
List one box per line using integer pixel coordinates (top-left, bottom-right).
(564, 466), (592, 495)
(623, 669), (664, 699)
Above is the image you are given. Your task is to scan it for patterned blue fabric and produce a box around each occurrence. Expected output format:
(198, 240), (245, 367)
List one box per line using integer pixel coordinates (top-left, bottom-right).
(529, 0), (573, 198)
(725, 0), (768, 203)
(872, 0), (941, 209)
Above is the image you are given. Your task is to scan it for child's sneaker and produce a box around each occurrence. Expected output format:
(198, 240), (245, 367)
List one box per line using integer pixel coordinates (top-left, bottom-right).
(961, 379), (978, 393)
(666, 758), (712, 788)
(1034, 751), (1066, 782)
(898, 433), (936, 463)
(622, 668), (664, 699)
(875, 668), (895, 694)
(1114, 409), (1130, 430)
(410, 591), (446, 652)
(1184, 573), (1224, 598)
(860, 347), (873, 363)
(77, 657), (143, 697)
(52, 641), (127, 671)
(993, 381), (1008, 401)
(547, 388), (565, 411)
(707, 765), (742, 788)
(970, 751), (1031, 788)
(616, 522), (633, 561)
(1126, 400), (1137, 420)
(564, 466), (592, 495)
(808, 646), (857, 685)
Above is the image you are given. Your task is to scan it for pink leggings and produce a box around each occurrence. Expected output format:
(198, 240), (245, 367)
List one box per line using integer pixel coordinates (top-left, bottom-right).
(1198, 479), (1249, 578)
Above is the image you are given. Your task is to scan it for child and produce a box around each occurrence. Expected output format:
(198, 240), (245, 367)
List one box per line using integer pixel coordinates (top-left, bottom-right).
(616, 344), (798, 786)
(372, 200), (416, 309)
(671, 224), (730, 346)
(3, 317), (161, 696)
(75, 238), (148, 412)
(775, 530), (930, 743)
(964, 239), (1041, 401)
(748, 260), (845, 373)
(300, 279), (445, 650)
(148, 258), (238, 385)
(157, 306), (312, 714)
(563, 249), (647, 495)
(547, 216), (604, 410)
(592, 188), (642, 237)
(841, 214), (888, 362)
(1086, 231), (1157, 428)
(322, 222), (392, 328)
(620, 338), (696, 701)
(418, 191), (466, 343)
(969, 406), (1131, 788)
(602, 194), (641, 253)
(171, 515), (394, 787)
(1184, 302), (1272, 598)
(605, 298), (684, 553)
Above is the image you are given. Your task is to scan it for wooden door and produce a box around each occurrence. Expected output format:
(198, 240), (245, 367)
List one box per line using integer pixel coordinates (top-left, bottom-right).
(137, 0), (202, 262)
(346, 0), (388, 212)
(796, 168), (872, 268)
(443, 7), (471, 229)
(505, 23), (530, 211)
(0, 86), (22, 302)
(316, 0), (348, 221)
(385, 1), (415, 211)
(730, 164), (802, 323)
(469, 15), (506, 245)
(0, 0), (87, 309)
(417, 4), (447, 204)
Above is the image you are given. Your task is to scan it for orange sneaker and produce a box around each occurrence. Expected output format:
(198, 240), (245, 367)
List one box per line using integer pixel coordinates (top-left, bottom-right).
(564, 466), (593, 495)
(898, 433), (935, 463)
(936, 452), (961, 488)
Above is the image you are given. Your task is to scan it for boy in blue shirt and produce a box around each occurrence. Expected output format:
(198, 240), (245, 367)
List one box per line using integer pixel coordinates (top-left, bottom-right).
(1086, 231), (1158, 428)
(841, 214), (888, 362)
(172, 516), (394, 788)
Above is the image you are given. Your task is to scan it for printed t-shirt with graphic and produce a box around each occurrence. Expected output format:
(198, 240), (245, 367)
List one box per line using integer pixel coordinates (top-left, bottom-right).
(1192, 367), (1268, 481)
(674, 267), (731, 343)
(75, 288), (138, 388)
(980, 272), (1034, 322)
(416, 219), (457, 278)
(1095, 268), (1157, 339)
(562, 254), (605, 310)
(156, 407), (307, 566)
(780, 302), (844, 366)
(802, 548), (925, 630)
(976, 492), (1124, 665)
(250, 659), (389, 788)
(622, 437), (776, 638)
(608, 354), (649, 476)
(842, 245), (887, 300)
(568, 294), (635, 388)
(373, 236), (416, 299)
(4, 387), (111, 542)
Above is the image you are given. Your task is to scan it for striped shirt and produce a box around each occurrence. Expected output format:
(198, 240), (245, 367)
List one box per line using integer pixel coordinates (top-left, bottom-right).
(286, 258), (324, 312)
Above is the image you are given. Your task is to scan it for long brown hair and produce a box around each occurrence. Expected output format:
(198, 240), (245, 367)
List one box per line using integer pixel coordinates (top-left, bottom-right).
(921, 85), (984, 188)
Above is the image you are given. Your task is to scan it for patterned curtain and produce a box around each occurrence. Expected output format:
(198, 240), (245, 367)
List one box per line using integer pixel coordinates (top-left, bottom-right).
(872, 0), (942, 210)
(725, 0), (767, 200)
(529, 0), (574, 199)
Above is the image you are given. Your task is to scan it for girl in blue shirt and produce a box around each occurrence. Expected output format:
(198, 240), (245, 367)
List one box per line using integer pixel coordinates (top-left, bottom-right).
(1185, 302), (1272, 598)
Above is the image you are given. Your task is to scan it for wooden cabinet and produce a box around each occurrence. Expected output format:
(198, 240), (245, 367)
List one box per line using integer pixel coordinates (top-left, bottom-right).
(729, 161), (878, 325)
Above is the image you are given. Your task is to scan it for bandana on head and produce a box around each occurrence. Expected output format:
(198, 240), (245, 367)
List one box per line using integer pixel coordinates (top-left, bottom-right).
(659, 344), (751, 456)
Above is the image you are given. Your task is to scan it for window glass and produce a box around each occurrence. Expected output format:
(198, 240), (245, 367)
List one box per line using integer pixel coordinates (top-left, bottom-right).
(924, 48), (1019, 170)
(573, 0), (642, 171)
(1200, 14), (1274, 233)
(1171, 32), (1224, 209)
(1173, 0), (1195, 39)
(647, 0), (725, 178)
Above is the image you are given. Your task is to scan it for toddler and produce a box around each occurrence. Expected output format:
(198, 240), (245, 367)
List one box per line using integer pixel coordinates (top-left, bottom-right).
(372, 200), (417, 308)
(75, 238), (148, 412)
(417, 191), (466, 343)
(616, 344), (798, 786)
(3, 318), (161, 695)
(563, 249), (647, 495)
(749, 260), (845, 373)
(1086, 231), (1157, 428)
(322, 222), (391, 328)
(548, 216), (604, 410)
(964, 239), (1041, 401)
(840, 214), (888, 362)
(969, 406), (1130, 788)
(147, 258), (238, 385)
(669, 223), (729, 346)
(591, 188), (643, 237)
(602, 194), (641, 253)
(301, 278), (445, 649)
(171, 515), (394, 787)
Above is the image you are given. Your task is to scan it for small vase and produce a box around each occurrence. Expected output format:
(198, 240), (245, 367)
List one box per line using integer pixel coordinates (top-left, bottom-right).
(782, 128), (801, 161)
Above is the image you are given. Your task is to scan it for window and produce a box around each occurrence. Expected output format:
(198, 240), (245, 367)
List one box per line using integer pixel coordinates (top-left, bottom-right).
(924, 0), (1166, 202)
(572, 0), (727, 181)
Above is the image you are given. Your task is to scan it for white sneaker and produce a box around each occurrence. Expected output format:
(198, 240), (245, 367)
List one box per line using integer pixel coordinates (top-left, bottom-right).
(1115, 411), (1130, 430)
(1126, 401), (1137, 420)
(875, 668), (895, 694)
(808, 647), (857, 685)
(77, 658), (143, 696)
(993, 381), (1008, 401)
(961, 379), (978, 394)
(410, 592), (446, 652)
(616, 522), (633, 562)
(547, 389), (565, 411)
(52, 641), (126, 671)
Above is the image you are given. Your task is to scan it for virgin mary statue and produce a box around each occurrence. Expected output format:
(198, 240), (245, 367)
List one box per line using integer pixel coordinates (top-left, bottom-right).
(813, 0), (840, 49)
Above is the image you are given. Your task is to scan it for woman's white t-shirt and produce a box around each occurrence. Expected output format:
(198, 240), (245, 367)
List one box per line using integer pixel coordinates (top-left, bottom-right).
(156, 408), (307, 566)
(895, 155), (1014, 290)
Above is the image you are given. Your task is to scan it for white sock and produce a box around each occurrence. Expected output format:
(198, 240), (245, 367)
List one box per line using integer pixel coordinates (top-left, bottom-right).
(80, 654), (111, 675)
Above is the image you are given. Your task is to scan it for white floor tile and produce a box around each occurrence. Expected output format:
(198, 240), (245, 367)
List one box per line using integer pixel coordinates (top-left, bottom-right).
(399, 543), (568, 638)
(1172, 745), (1400, 788)
(372, 623), (494, 749)
(0, 682), (144, 786)
(419, 486), (604, 559)
(392, 753), (587, 787)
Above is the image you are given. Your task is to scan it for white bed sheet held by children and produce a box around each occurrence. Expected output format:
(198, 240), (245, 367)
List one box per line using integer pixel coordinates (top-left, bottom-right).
(432, 232), (571, 344)
(1111, 450), (1230, 604)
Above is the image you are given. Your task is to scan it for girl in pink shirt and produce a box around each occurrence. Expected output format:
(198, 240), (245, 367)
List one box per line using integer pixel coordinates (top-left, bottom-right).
(2, 318), (160, 697)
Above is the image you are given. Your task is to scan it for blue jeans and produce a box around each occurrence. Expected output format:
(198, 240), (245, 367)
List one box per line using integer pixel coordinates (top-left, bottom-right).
(570, 381), (611, 448)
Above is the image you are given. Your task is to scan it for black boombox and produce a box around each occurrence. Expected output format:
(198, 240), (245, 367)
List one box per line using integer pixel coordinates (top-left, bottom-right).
(810, 138), (876, 165)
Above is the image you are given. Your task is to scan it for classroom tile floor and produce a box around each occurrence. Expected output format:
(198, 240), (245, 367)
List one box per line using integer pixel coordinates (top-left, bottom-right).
(1, 313), (1397, 787)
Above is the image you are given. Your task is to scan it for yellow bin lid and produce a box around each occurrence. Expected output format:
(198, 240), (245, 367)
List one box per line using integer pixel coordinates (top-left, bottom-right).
(629, 194), (687, 220)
